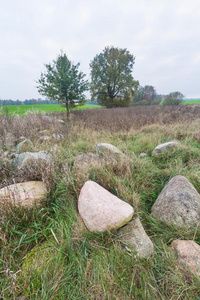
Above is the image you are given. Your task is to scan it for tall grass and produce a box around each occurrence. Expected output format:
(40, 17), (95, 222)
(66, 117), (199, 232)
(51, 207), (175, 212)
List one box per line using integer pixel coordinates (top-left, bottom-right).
(0, 106), (200, 299)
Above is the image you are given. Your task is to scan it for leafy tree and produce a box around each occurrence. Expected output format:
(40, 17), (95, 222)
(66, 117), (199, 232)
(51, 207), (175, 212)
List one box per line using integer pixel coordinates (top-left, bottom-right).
(37, 52), (89, 118)
(133, 85), (158, 105)
(163, 91), (184, 105)
(90, 46), (138, 107)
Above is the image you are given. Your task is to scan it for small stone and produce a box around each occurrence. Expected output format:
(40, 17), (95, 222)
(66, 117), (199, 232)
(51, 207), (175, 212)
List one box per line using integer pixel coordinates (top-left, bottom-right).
(139, 152), (148, 158)
(152, 141), (180, 156)
(52, 133), (64, 141)
(97, 143), (123, 157)
(170, 240), (200, 276)
(78, 181), (134, 232)
(42, 115), (52, 122)
(151, 175), (200, 228)
(0, 181), (47, 208)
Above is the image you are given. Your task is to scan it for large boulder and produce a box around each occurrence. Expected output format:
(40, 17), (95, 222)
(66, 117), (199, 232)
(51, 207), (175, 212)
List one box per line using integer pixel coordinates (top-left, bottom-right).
(74, 153), (103, 179)
(118, 217), (154, 258)
(151, 175), (200, 228)
(170, 240), (200, 276)
(13, 151), (52, 169)
(16, 139), (34, 153)
(0, 181), (47, 208)
(152, 141), (180, 156)
(78, 181), (134, 232)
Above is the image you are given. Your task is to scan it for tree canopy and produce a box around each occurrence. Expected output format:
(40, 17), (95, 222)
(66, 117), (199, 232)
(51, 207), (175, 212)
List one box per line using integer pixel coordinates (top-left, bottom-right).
(133, 85), (162, 105)
(90, 46), (138, 107)
(163, 91), (184, 105)
(37, 52), (89, 117)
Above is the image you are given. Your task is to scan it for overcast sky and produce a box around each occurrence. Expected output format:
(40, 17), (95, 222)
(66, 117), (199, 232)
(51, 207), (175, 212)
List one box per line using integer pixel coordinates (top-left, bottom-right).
(1, 0), (200, 100)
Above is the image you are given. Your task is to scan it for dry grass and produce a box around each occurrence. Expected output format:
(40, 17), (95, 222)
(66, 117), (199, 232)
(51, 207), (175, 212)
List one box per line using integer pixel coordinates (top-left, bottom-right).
(0, 105), (200, 299)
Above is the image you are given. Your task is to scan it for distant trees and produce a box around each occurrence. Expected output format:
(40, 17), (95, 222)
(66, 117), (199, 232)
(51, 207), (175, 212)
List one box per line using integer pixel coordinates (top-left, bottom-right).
(133, 85), (161, 105)
(163, 91), (184, 105)
(37, 51), (89, 118)
(90, 46), (138, 107)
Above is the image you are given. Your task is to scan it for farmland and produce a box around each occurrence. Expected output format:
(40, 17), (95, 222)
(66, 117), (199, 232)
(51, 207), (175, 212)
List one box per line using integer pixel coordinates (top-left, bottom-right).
(0, 103), (101, 116)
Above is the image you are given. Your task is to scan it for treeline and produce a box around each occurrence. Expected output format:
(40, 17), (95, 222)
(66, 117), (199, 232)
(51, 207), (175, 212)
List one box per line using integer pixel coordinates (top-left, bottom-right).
(0, 98), (58, 106)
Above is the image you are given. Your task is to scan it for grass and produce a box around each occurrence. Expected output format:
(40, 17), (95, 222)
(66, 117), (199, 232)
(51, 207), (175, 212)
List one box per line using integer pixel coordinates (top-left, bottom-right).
(182, 100), (200, 105)
(0, 106), (200, 299)
(0, 103), (101, 116)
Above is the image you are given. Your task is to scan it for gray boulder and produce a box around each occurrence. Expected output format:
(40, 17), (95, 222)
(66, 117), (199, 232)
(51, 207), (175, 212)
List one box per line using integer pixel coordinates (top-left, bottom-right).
(152, 141), (180, 156)
(74, 153), (103, 179)
(13, 151), (52, 169)
(118, 217), (154, 258)
(151, 175), (200, 228)
(16, 139), (34, 153)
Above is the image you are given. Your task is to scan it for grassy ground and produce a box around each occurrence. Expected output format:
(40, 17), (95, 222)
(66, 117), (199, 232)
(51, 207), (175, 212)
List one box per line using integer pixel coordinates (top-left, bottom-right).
(0, 103), (101, 116)
(182, 100), (200, 105)
(0, 106), (200, 299)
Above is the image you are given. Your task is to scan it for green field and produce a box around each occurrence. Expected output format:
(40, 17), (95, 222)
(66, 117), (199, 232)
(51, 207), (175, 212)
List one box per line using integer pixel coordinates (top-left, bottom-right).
(182, 100), (200, 104)
(0, 103), (101, 116)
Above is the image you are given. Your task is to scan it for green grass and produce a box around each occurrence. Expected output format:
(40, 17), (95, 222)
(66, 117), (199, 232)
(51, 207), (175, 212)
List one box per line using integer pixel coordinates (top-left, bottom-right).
(182, 100), (200, 105)
(0, 104), (101, 116)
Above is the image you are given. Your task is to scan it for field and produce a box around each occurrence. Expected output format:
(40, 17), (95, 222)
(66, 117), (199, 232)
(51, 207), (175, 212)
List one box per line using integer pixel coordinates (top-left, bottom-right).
(0, 103), (101, 116)
(0, 105), (200, 299)
(182, 100), (200, 105)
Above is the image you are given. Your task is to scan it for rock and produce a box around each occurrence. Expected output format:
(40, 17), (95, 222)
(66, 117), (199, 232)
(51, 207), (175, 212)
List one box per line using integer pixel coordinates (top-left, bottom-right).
(152, 141), (180, 156)
(16, 139), (34, 153)
(97, 143), (123, 157)
(13, 151), (52, 169)
(139, 152), (148, 158)
(52, 133), (64, 141)
(118, 217), (154, 258)
(78, 181), (134, 232)
(42, 115), (52, 122)
(74, 153), (103, 179)
(151, 175), (200, 228)
(0, 181), (47, 208)
(57, 119), (65, 124)
(170, 240), (200, 276)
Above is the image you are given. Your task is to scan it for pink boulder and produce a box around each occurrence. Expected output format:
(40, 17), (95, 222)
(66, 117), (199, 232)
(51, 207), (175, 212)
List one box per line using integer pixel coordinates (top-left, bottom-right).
(170, 239), (200, 276)
(78, 181), (134, 232)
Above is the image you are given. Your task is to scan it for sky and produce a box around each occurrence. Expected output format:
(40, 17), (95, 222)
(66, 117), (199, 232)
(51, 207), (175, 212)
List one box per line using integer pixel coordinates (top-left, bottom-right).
(0, 0), (200, 100)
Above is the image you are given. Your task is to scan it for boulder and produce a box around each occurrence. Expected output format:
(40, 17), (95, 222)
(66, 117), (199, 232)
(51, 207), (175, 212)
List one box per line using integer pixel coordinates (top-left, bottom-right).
(16, 139), (34, 153)
(0, 181), (47, 208)
(151, 175), (200, 228)
(52, 133), (64, 141)
(97, 143), (123, 157)
(42, 115), (52, 122)
(170, 240), (200, 276)
(78, 181), (134, 232)
(57, 119), (65, 124)
(13, 151), (52, 169)
(152, 141), (180, 156)
(74, 153), (103, 179)
(118, 217), (154, 258)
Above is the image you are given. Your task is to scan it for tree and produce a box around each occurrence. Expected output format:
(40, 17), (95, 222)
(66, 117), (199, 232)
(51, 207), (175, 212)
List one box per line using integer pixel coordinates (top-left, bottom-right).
(37, 51), (89, 118)
(133, 85), (158, 105)
(163, 91), (184, 105)
(90, 46), (138, 107)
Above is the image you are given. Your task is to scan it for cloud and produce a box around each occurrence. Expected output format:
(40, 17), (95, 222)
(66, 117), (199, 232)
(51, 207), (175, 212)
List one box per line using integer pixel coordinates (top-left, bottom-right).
(0, 0), (200, 99)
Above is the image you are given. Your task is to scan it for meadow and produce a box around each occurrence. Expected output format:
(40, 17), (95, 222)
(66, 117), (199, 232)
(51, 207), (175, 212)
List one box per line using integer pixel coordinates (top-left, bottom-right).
(0, 105), (200, 299)
(0, 103), (101, 116)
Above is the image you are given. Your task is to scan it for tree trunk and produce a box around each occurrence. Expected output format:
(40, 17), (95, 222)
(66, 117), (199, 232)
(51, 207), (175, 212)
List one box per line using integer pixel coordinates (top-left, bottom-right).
(66, 101), (70, 120)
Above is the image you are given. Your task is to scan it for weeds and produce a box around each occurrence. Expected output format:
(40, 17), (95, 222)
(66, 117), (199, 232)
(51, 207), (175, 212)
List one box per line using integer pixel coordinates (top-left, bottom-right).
(0, 106), (200, 299)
